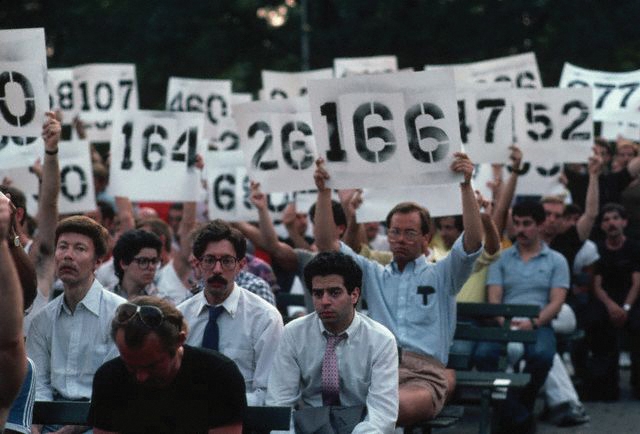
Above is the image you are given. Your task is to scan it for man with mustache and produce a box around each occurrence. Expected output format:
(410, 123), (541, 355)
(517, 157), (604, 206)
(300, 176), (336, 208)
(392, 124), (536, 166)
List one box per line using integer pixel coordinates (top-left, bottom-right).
(266, 252), (398, 433)
(177, 220), (283, 405)
(583, 203), (640, 400)
(474, 201), (569, 433)
(27, 216), (126, 434)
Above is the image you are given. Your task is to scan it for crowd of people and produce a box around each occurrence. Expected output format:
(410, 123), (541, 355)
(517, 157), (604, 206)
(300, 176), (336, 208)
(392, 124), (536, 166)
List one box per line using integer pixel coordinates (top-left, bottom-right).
(1, 110), (640, 434)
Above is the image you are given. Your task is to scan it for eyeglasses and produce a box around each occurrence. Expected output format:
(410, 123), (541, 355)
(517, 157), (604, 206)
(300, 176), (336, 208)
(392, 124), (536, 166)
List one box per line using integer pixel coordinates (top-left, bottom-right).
(387, 228), (422, 241)
(198, 255), (238, 271)
(115, 302), (165, 328)
(132, 256), (160, 269)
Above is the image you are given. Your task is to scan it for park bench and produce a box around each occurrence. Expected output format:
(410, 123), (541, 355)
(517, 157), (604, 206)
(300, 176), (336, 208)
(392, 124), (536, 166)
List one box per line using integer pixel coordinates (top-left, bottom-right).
(449, 302), (540, 434)
(32, 400), (291, 433)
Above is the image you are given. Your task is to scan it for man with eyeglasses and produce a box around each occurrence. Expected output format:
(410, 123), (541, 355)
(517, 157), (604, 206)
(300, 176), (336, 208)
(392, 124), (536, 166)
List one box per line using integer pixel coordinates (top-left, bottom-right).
(27, 216), (126, 434)
(110, 229), (163, 300)
(89, 296), (246, 434)
(177, 220), (283, 406)
(313, 153), (483, 426)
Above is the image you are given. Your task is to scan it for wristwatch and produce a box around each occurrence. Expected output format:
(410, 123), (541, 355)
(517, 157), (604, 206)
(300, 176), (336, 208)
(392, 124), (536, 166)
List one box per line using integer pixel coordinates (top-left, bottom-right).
(623, 304), (632, 312)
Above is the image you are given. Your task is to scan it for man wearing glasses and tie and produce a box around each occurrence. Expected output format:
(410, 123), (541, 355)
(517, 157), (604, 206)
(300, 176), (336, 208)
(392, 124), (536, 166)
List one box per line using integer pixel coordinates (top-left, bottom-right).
(89, 296), (247, 434)
(177, 220), (283, 406)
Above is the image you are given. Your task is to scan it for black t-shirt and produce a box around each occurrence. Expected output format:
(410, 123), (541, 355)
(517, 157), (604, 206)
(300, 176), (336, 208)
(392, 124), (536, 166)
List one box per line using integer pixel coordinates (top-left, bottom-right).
(550, 226), (583, 276)
(595, 238), (640, 305)
(88, 345), (247, 434)
(565, 167), (633, 211)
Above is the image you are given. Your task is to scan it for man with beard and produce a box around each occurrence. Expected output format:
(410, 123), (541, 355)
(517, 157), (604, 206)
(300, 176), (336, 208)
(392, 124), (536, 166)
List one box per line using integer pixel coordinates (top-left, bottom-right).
(178, 220), (283, 405)
(584, 203), (640, 399)
(27, 216), (126, 434)
(89, 296), (246, 434)
(474, 201), (569, 433)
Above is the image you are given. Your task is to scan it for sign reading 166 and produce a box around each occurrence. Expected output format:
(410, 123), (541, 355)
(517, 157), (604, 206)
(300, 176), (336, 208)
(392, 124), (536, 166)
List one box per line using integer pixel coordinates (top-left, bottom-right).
(324, 93), (451, 164)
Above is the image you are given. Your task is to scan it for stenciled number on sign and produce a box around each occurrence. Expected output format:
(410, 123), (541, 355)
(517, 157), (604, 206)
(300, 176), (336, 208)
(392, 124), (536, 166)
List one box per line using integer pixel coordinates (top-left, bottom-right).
(249, 120), (315, 171)
(78, 80), (134, 111)
(457, 99), (506, 144)
(525, 100), (590, 142)
(60, 165), (88, 202)
(120, 122), (197, 171)
(0, 71), (36, 127)
(567, 80), (639, 109)
(169, 92), (227, 125)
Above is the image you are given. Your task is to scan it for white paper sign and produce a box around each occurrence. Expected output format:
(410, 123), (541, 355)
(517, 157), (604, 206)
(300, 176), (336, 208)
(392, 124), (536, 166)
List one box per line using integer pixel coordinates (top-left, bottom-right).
(512, 88), (593, 164)
(0, 135), (43, 170)
(205, 151), (292, 222)
(109, 110), (203, 202)
(58, 141), (97, 214)
(428, 53), (542, 88)
(600, 119), (640, 141)
(261, 68), (333, 99)
(457, 86), (514, 163)
(166, 77), (232, 150)
(473, 162), (565, 198)
(48, 68), (76, 140)
(334, 56), (398, 78)
(1, 165), (40, 216)
(73, 64), (139, 142)
(559, 63), (640, 121)
(235, 97), (317, 193)
(0, 61), (48, 137)
(308, 70), (462, 189)
(356, 184), (463, 223)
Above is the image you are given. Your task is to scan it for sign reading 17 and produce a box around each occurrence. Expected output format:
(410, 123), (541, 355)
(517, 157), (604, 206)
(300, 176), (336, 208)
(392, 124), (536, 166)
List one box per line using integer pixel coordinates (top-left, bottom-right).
(119, 122), (198, 171)
(319, 101), (450, 163)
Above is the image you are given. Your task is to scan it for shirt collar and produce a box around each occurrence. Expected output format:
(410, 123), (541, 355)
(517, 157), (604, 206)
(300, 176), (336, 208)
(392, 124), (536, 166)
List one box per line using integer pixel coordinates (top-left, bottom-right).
(315, 310), (361, 339)
(388, 254), (427, 274)
(60, 278), (103, 316)
(512, 241), (550, 259)
(198, 282), (240, 318)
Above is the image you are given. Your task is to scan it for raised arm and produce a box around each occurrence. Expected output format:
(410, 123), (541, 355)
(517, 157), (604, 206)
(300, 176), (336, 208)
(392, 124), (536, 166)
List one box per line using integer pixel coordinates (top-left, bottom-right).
(452, 153), (483, 253)
(281, 203), (314, 251)
(492, 145), (522, 236)
(0, 192), (26, 420)
(338, 189), (367, 252)
(249, 181), (298, 271)
(575, 151), (603, 241)
(312, 158), (340, 252)
(28, 111), (62, 299)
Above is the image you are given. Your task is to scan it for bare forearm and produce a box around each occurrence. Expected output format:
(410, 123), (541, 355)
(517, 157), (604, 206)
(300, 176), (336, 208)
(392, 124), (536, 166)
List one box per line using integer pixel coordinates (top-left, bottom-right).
(492, 172), (517, 236)
(461, 183), (482, 253)
(115, 196), (135, 235)
(314, 189), (340, 251)
(480, 213), (500, 255)
(577, 173), (599, 241)
(624, 273), (640, 307)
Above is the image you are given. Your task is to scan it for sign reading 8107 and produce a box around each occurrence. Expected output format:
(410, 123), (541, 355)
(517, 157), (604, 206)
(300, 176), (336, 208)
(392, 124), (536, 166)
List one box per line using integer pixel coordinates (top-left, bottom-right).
(0, 61), (47, 137)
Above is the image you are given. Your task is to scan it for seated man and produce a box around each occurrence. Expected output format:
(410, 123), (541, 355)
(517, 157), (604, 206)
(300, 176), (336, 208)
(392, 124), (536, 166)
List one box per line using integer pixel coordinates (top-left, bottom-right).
(178, 220), (283, 405)
(89, 296), (246, 434)
(27, 216), (127, 434)
(474, 201), (568, 433)
(266, 252), (398, 433)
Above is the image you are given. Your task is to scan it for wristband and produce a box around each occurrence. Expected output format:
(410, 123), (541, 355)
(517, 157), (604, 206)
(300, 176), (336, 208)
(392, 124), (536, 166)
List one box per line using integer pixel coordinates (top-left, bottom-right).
(45, 148), (59, 155)
(530, 318), (538, 329)
(623, 303), (631, 312)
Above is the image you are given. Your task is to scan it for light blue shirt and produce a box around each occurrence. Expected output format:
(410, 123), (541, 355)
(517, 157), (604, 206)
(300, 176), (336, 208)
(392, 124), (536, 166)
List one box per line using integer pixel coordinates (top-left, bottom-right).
(486, 242), (570, 308)
(340, 235), (481, 365)
(26, 278), (126, 400)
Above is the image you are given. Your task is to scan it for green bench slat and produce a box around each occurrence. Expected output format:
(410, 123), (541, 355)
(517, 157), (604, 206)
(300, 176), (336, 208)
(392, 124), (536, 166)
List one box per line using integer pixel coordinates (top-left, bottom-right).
(32, 401), (291, 431)
(457, 302), (539, 318)
(456, 371), (531, 388)
(454, 324), (537, 343)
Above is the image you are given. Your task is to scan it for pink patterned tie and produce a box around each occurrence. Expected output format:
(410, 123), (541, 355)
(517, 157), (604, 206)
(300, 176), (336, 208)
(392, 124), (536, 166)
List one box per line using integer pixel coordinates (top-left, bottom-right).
(322, 332), (347, 406)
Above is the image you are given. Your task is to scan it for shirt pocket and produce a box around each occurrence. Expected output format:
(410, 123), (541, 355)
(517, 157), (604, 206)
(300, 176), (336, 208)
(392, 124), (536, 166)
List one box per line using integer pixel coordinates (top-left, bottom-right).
(406, 286), (438, 325)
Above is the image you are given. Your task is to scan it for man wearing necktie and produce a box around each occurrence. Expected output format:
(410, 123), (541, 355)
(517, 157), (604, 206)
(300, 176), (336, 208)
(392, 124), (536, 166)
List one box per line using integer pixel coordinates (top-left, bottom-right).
(178, 220), (283, 406)
(266, 252), (399, 433)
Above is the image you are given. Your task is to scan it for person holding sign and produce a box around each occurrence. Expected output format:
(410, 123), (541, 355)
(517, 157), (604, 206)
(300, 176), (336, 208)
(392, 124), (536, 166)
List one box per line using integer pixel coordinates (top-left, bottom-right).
(313, 153), (483, 425)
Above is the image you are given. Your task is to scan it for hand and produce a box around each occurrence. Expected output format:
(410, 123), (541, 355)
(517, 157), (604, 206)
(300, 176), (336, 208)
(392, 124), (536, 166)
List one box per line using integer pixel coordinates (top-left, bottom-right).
(193, 153), (204, 170)
(510, 318), (534, 330)
(313, 158), (330, 191)
(281, 203), (297, 228)
(249, 180), (268, 211)
(29, 158), (43, 180)
(475, 190), (491, 213)
(451, 152), (474, 184)
(42, 111), (62, 152)
(509, 144), (523, 170)
(607, 302), (627, 328)
(0, 191), (15, 240)
(73, 115), (87, 140)
(588, 147), (603, 177)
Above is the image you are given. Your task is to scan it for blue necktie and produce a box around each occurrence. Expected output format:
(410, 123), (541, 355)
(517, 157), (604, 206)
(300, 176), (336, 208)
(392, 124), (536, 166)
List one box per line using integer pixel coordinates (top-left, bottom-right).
(202, 305), (225, 351)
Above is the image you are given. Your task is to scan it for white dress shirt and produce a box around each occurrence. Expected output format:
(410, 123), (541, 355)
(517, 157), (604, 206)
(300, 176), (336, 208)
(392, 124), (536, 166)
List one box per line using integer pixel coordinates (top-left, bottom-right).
(26, 278), (126, 400)
(266, 312), (399, 434)
(177, 283), (283, 405)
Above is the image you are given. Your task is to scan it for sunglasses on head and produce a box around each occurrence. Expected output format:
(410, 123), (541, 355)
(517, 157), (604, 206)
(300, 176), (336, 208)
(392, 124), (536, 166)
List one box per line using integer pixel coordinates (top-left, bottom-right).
(115, 302), (165, 328)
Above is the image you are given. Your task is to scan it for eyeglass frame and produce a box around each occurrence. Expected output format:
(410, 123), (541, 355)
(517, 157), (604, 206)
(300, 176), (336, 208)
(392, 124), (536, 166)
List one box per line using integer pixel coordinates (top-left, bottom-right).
(198, 254), (239, 271)
(387, 228), (423, 241)
(115, 302), (165, 328)
(130, 256), (160, 269)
